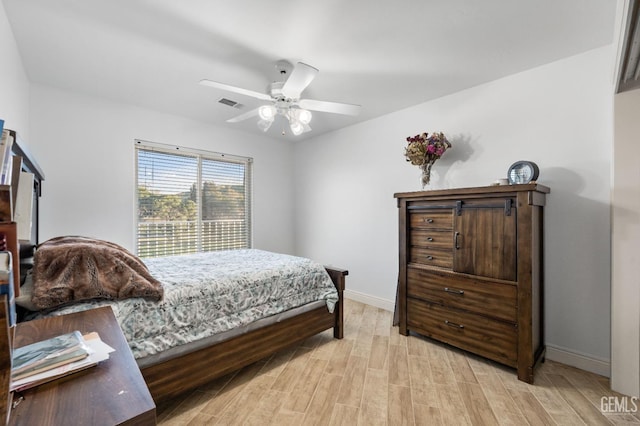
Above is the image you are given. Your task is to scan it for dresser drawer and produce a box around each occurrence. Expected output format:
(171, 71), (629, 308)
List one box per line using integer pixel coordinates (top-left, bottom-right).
(409, 210), (453, 230)
(407, 299), (517, 367)
(409, 247), (452, 268)
(410, 229), (453, 249)
(407, 267), (516, 322)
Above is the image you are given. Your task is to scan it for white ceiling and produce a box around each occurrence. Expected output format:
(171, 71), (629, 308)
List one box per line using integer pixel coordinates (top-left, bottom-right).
(3, 0), (617, 141)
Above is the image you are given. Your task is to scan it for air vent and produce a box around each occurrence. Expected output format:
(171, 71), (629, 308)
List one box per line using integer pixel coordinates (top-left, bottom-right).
(218, 98), (242, 108)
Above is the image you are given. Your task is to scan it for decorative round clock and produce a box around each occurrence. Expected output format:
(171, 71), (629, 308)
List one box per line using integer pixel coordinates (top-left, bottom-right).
(507, 161), (539, 184)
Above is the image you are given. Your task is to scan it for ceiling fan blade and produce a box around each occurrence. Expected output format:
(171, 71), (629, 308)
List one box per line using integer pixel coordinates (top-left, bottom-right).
(299, 99), (361, 116)
(226, 108), (260, 123)
(199, 79), (272, 101)
(281, 62), (319, 99)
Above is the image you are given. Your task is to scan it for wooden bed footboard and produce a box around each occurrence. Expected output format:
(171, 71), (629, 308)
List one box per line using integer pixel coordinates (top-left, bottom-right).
(324, 266), (347, 339)
(141, 266), (348, 403)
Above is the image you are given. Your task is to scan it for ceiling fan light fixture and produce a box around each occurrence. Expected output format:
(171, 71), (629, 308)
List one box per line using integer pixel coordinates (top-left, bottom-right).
(258, 104), (277, 121)
(288, 107), (312, 125)
(257, 118), (274, 132)
(297, 108), (312, 124)
(289, 119), (305, 136)
(203, 61), (360, 137)
(289, 119), (311, 136)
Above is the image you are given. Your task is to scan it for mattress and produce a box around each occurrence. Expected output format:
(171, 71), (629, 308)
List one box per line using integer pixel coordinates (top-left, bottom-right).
(27, 249), (339, 360)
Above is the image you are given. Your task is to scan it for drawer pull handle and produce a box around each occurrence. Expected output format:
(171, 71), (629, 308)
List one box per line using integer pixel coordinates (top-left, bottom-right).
(427, 255), (434, 260)
(445, 320), (464, 329)
(444, 287), (464, 295)
(426, 218), (434, 223)
(427, 237), (434, 242)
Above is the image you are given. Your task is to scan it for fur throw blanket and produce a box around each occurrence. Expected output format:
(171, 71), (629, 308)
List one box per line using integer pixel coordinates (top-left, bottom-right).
(32, 236), (163, 310)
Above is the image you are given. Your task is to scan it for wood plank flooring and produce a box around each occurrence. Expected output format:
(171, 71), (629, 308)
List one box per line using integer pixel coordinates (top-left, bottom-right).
(156, 300), (639, 425)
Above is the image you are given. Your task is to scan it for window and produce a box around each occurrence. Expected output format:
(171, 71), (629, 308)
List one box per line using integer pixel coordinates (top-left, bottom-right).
(135, 141), (252, 258)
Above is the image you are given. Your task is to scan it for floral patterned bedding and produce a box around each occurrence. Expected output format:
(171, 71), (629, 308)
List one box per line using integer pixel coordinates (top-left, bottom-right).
(29, 249), (338, 360)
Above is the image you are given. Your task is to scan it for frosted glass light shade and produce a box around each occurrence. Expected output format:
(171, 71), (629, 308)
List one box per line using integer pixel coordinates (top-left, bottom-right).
(290, 120), (304, 135)
(258, 105), (277, 121)
(289, 108), (312, 125)
(298, 109), (312, 124)
(289, 119), (311, 135)
(257, 119), (274, 132)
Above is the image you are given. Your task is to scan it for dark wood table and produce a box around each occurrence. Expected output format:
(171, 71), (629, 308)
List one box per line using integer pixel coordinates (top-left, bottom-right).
(9, 306), (156, 425)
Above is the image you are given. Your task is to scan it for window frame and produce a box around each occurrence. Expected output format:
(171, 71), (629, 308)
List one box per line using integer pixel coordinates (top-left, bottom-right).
(134, 139), (253, 257)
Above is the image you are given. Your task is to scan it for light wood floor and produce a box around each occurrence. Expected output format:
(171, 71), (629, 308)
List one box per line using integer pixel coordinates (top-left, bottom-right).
(156, 300), (639, 425)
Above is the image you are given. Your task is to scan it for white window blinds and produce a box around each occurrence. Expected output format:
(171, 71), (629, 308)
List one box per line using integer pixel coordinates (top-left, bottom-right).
(135, 141), (252, 258)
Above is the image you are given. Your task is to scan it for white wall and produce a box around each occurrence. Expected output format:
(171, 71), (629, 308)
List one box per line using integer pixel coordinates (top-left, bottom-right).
(611, 88), (640, 396)
(294, 46), (614, 375)
(28, 85), (296, 255)
(0, 0), (29, 138)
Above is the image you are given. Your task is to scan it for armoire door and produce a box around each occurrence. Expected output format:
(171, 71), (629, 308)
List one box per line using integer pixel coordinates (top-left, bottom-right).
(453, 199), (517, 281)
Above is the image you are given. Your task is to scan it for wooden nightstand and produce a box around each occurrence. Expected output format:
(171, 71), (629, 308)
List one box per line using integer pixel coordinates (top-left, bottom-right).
(9, 306), (156, 425)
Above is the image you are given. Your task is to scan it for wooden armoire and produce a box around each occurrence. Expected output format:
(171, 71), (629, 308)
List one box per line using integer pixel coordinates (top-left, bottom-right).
(395, 184), (549, 383)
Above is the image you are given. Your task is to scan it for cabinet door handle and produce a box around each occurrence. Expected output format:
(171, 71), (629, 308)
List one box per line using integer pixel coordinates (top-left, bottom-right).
(454, 232), (460, 249)
(444, 320), (464, 329)
(444, 287), (464, 295)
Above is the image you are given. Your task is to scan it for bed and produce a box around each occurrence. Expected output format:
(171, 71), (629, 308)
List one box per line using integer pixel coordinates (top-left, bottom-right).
(16, 236), (347, 402)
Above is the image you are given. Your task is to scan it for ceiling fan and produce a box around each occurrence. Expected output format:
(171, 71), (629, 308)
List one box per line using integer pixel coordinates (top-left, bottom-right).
(200, 60), (361, 135)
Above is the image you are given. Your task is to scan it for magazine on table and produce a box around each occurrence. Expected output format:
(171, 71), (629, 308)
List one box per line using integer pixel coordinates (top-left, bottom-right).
(10, 331), (115, 391)
(11, 330), (90, 380)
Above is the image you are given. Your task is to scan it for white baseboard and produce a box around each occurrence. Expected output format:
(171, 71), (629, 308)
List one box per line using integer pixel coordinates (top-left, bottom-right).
(545, 344), (611, 378)
(344, 289), (395, 312)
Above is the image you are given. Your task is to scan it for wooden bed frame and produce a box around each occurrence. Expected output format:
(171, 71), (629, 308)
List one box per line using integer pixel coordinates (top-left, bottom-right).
(1, 136), (349, 404)
(141, 266), (347, 402)
(1, 260), (347, 407)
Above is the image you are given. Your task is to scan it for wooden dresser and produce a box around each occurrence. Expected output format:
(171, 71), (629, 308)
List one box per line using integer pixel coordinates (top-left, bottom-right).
(395, 184), (549, 383)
